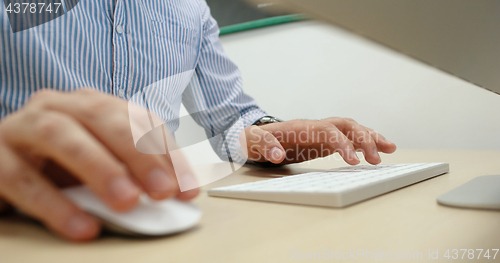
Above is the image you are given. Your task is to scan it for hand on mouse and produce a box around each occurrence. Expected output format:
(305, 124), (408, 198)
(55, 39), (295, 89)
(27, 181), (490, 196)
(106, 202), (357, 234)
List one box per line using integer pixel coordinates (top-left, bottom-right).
(243, 118), (396, 165)
(0, 89), (199, 241)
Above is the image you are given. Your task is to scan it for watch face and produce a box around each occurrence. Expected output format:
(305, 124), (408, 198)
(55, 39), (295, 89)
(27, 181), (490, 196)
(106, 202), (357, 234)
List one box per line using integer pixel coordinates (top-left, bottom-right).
(257, 116), (283, 125)
(262, 117), (273, 122)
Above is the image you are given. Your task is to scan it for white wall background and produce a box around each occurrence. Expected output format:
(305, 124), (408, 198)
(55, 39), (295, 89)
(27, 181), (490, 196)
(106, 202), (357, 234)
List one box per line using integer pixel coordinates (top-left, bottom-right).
(218, 21), (500, 150)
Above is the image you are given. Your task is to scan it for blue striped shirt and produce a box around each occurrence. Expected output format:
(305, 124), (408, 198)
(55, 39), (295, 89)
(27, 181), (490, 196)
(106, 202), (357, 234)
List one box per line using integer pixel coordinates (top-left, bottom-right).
(0, 0), (267, 162)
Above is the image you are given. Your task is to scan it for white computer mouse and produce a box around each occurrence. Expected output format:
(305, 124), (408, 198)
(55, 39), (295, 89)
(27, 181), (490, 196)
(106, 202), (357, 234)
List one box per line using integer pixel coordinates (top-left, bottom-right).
(63, 186), (202, 236)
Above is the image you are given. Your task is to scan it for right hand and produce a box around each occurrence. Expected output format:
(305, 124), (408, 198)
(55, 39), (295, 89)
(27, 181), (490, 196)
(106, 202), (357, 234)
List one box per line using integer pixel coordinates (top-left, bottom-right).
(0, 89), (199, 241)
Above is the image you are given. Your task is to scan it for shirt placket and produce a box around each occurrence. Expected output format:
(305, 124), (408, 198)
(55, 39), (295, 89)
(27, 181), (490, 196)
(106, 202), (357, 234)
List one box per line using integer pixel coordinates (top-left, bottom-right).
(112, 0), (128, 99)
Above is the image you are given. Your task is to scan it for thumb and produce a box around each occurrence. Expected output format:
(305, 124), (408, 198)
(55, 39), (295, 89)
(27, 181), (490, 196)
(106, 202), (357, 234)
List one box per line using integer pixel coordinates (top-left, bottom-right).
(243, 126), (285, 164)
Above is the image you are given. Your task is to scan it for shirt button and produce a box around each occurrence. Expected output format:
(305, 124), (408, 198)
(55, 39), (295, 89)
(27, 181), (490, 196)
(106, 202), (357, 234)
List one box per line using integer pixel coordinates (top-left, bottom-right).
(116, 25), (124, 34)
(118, 88), (125, 97)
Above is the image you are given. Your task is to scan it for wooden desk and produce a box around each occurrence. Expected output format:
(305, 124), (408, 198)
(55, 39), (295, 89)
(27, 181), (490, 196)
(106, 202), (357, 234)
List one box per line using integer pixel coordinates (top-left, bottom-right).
(1, 149), (499, 263)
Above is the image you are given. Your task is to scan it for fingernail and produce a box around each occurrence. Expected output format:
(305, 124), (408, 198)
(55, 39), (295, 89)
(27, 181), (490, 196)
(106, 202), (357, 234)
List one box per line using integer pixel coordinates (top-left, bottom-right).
(179, 173), (198, 192)
(269, 147), (284, 161)
(66, 214), (93, 237)
(373, 148), (380, 159)
(109, 177), (140, 202)
(147, 169), (175, 192)
(350, 150), (360, 162)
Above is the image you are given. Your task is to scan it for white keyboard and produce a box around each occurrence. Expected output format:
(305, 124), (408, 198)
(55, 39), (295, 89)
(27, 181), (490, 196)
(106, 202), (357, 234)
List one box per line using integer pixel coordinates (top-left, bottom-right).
(208, 163), (449, 208)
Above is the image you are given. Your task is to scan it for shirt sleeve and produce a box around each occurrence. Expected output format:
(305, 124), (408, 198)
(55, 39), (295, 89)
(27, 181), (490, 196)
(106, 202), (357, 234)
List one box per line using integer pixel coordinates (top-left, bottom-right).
(181, 1), (268, 164)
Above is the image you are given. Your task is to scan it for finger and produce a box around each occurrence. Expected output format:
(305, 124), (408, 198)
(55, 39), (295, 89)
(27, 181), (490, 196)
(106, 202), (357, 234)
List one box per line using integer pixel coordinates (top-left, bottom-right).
(244, 126), (285, 164)
(330, 119), (380, 164)
(29, 89), (182, 200)
(2, 110), (141, 212)
(263, 121), (359, 165)
(364, 127), (397, 154)
(0, 144), (100, 241)
(322, 124), (360, 165)
(176, 178), (200, 201)
(41, 160), (81, 188)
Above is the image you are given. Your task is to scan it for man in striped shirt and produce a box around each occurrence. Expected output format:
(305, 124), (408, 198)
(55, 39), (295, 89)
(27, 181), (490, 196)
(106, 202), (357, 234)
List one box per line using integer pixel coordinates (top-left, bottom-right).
(0, 0), (396, 241)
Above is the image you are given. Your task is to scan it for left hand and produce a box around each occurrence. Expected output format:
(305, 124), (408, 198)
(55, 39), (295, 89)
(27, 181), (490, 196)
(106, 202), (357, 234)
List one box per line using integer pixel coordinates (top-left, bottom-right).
(242, 118), (396, 165)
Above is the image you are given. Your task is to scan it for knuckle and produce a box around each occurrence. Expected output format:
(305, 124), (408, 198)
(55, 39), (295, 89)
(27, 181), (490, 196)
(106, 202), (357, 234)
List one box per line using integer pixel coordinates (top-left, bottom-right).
(26, 89), (56, 108)
(77, 97), (116, 120)
(88, 97), (114, 113)
(356, 137), (368, 145)
(361, 131), (375, 145)
(344, 118), (357, 124)
(87, 97), (125, 120)
(317, 122), (338, 143)
(289, 120), (304, 131)
(33, 113), (68, 141)
(108, 115), (132, 139)
(368, 130), (381, 138)
(319, 121), (336, 131)
(115, 121), (132, 139)
(75, 88), (99, 96)
(320, 117), (342, 123)
(353, 132), (369, 145)
(327, 129), (343, 143)
(60, 139), (88, 159)
(29, 89), (56, 101)
(372, 133), (384, 143)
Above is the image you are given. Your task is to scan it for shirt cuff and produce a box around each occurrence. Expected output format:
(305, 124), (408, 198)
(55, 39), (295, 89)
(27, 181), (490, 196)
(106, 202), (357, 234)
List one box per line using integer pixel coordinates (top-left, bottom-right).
(215, 108), (269, 164)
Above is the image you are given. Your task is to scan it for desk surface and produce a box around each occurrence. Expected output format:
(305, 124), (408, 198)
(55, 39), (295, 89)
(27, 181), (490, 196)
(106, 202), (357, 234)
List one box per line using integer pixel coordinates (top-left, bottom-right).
(1, 149), (500, 263)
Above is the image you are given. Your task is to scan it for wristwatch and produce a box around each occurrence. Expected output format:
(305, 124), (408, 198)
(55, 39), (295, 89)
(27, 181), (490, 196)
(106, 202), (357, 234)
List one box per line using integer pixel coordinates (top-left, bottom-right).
(252, 116), (284, 126)
(249, 116), (285, 167)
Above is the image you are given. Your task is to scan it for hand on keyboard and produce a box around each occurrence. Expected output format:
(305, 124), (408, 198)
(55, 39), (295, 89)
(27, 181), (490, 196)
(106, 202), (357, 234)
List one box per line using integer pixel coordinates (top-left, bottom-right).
(242, 118), (396, 165)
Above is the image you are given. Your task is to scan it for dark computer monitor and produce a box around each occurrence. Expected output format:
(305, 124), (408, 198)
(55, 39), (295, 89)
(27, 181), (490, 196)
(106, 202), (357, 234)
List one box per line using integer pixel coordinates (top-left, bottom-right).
(206, 0), (289, 28)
